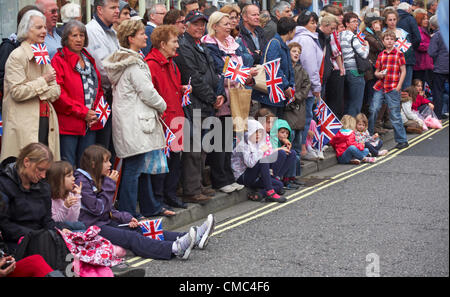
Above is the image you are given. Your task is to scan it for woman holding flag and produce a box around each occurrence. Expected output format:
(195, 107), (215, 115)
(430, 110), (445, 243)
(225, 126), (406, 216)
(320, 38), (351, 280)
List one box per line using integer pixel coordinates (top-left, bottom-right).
(202, 11), (257, 194)
(103, 19), (174, 218)
(1, 10), (61, 162)
(51, 20), (104, 167)
(146, 25), (187, 209)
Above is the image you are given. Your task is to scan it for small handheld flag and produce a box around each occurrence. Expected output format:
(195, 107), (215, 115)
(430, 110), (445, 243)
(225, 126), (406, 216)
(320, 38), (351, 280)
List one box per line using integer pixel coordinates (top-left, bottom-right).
(312, 98), (342, 152)
(0, 114), (3, 136)
(182, 77), (192, 107)
(31, 43), (51, 65)
(424, 82), (432, 97)
(356, 27), (366, 45)
(287, 87), (295, 105)
(223, 59), (251, 85)
(139, 219), (164, 240)
(264, 58), (286, 104)
(94, 96), (111, 128)
(160, 118), (177, 157)
(394, 38), (411, 53)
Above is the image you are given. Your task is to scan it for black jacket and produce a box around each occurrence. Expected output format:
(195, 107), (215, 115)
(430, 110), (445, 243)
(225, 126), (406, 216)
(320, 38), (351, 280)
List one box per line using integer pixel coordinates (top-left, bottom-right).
(317, 29), (333, 85)
(0, 38), (20, 103)
(238, 22), (267, 66)
(174, 33), (221, 119)
(397, 9), (421, 65)
(0, 158), (55, 245)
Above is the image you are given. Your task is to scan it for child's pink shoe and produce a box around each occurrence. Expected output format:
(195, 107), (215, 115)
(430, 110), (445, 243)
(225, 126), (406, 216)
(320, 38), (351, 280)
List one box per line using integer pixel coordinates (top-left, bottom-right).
(362, 157), (377, 163)
(378, 149), (388, 156)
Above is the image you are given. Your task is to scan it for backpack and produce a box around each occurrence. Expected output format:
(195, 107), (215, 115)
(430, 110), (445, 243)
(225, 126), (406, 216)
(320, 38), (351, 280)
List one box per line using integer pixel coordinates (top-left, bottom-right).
(14, 229), (72, 276)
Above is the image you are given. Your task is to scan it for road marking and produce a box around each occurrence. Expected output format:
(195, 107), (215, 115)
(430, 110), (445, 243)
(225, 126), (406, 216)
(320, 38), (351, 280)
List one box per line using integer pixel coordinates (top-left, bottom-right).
(211, 124), (448, 237)
(213, 122), (448, 232)
(124, 123), (448, 267)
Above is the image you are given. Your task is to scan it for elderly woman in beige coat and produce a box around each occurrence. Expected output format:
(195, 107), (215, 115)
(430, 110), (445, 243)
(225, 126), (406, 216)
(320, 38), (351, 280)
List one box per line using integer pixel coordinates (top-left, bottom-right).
(1, 10), (60, 161)
(103, 19), (173, 219)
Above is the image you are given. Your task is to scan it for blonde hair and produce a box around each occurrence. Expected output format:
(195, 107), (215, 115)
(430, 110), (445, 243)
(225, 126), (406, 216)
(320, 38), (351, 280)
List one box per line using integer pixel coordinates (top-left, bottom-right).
(340, 115), (356, 130)
(16, 143), (54, 173)
(355, 113), (369, 130)
(207, 11), (230, 37)
(117, 19), (145, 48)
(319, 13), (338, 27)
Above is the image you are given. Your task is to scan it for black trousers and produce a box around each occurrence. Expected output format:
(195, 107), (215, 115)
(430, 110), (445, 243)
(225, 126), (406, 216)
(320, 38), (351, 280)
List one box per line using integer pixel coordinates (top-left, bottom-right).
(324, 70), (345, 119)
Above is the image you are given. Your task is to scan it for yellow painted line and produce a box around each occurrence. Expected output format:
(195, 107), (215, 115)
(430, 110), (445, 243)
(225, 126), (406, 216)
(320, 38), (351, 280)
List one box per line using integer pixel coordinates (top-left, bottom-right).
(126, 256), (142, 263)
(213, 123), (448, 232)
(211, 124), (448, 237)
(131, 258), (153, 267)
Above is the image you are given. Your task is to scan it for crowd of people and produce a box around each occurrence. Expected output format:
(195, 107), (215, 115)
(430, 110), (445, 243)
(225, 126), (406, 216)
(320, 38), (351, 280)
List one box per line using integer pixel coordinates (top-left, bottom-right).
(0, 0), (448, 277)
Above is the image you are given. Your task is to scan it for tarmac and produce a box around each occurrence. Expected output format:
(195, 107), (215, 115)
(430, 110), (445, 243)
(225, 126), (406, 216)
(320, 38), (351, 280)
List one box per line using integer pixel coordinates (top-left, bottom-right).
(147, 127), (399, 231)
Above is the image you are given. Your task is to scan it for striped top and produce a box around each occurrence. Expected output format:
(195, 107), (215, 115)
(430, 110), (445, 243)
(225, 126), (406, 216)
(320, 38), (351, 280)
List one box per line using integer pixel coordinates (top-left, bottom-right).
(339, 30), (370, 71)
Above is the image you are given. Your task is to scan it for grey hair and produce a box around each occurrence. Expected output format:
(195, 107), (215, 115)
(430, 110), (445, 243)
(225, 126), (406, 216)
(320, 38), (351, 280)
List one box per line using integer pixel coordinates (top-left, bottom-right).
(17, 10), (46, 42)
(429, 15), (439, 28)
(427, 0), (437, 10)
(147, 3), (166, 19)
(61, 20), (89, 48)
(271, 1), (290, 17)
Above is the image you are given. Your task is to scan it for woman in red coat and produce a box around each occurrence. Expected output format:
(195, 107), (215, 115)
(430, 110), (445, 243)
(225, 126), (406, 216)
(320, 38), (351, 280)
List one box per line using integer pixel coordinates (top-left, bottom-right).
(51, 20), (104, 167)
(145, 25), (187, 209)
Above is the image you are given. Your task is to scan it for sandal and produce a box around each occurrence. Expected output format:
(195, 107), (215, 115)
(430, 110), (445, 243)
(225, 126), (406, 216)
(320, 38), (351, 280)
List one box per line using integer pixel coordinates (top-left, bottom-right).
(159, 208), (176, 217)
(247, 192), (264, 202)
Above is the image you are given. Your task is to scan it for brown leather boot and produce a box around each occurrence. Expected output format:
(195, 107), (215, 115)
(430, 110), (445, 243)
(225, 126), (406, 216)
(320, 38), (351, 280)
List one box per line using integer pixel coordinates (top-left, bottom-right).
(183, 194), (212, 204)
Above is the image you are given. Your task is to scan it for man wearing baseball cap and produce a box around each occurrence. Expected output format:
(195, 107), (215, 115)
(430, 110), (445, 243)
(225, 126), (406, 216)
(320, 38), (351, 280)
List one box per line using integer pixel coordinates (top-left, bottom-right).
(174, 10), (226, 204)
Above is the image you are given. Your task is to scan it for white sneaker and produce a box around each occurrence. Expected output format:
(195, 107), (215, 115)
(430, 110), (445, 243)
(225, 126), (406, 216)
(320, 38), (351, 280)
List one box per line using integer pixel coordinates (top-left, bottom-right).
(194, 214), (215, 249)
(303, 150), (318, 161)
(219, 184), (235, 193)
(174, 227), (196, 260)
(231, 182), (245, 191)
(317, 150), (325, 160)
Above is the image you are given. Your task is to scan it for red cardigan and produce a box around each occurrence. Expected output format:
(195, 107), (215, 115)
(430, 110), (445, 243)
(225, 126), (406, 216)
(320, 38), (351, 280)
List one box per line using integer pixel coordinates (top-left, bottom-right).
(329, 129), (365, 157)
(412, 94), (431, 111)
(145, 48), (185, 151)
(51, 47), (103, 135)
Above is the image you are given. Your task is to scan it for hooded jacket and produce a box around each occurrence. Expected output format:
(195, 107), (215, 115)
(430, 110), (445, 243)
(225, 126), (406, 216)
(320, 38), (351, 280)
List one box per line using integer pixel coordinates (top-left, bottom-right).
(103, 47), (167, 159)
(231, 119), (266, 180)
(329, 129), (365, 157)
(0, 158), (56, 244)
(270, 119), (293, 149)
(290, 26), (323, 96)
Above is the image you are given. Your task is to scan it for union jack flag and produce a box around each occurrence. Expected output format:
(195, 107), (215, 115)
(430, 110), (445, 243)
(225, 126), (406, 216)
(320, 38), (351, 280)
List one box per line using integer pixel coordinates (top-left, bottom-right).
(30, 43), (51, 65)
(94, 96), (111, 128)
(356, 27), (366, 45)
(424, 81), (432, 97)
(287, 87), (295, 105)
(139, 219), (164, 240)
(224, 60), (250, 85)
(394, 38), (411, 53)
(182, 78), (192, 107)
(264, 58), (286, 104)
(312, 98), (342, 152)
(164, 126), (176, 157)
(0, 114), (3, 136)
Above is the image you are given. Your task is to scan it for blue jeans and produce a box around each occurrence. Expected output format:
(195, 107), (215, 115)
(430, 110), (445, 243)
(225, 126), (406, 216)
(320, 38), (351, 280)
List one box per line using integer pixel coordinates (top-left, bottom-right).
(290, 129), (303, 176)
(117, 153), (163, 218)
(368, 89), (408, 144)
(344, 71), (365, 117)
(403, 65), (414, 89)
(60, 130), (96, 167)
(302, 96), (315, 145)
(337, 146), (369, 164)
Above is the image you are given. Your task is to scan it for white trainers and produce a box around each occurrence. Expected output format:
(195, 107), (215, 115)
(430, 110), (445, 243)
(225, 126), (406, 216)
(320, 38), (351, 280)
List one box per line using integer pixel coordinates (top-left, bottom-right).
(220, 184), (235, 193)
(317, 150), (325, 160)
(194, 214), (215, 249)
(303, 150), (318, 161)
(231, 182), (245, 191)
(378, 149), (388, 156)
(174, 227), (196, 260)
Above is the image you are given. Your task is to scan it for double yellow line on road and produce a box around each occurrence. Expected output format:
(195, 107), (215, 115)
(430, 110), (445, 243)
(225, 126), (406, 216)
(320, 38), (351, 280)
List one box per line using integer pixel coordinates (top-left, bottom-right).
(125, 122), (448, 267)
(211, 122), (449, 237)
